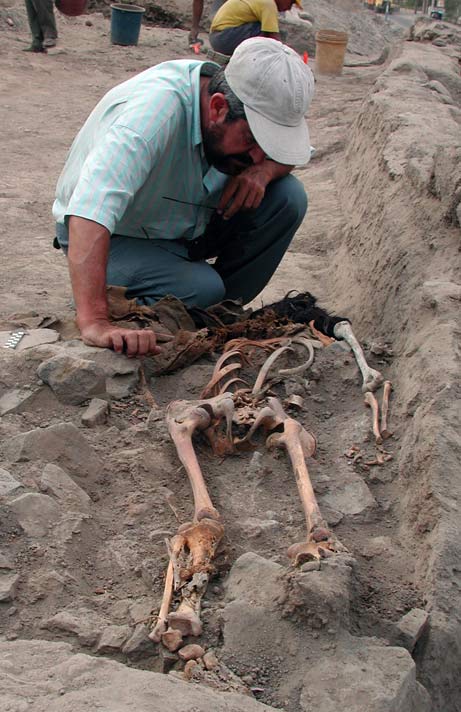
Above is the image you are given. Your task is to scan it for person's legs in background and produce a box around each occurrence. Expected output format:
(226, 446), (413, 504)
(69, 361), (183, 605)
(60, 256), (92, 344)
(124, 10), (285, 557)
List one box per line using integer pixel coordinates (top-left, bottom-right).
(23, 0), (57, 51)
(189, 0), (225, 46)
(209, 21), (261, 55)
(23, 0), (45, 51)
(36, 0), (57, 47)
(189, 0), (203, 44)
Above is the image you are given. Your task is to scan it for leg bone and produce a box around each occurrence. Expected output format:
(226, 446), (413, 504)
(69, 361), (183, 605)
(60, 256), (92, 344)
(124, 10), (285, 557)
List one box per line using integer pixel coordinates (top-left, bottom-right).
(167, 518), (224, 637)
(244, 397), (335, 563)
(333, 321), (384, 393)
(149, 559), (175, 642)
(364, 391), (383, 445)
(380, 380), (393, 439)
(167, 394), (234, 520)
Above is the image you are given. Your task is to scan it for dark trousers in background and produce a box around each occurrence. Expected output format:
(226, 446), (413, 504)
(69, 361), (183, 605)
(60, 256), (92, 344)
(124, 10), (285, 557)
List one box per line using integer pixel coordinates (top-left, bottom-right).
(209, 22), (261, 56)
(24, 0), (57, 50)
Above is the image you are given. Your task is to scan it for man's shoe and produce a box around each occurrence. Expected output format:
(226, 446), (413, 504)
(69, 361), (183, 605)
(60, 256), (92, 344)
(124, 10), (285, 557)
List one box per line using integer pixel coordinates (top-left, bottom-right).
(22, 45), (46, 52)
(43, 38), (57, 48)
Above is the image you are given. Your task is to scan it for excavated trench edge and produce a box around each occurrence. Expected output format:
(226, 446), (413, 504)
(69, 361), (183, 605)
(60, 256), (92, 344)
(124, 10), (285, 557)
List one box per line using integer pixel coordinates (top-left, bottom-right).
(333, 38), (461, 712)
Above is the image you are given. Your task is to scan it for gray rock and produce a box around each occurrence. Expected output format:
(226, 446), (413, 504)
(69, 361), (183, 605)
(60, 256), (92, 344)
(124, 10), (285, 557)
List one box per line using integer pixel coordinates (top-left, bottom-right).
(300, 637), (431, 712)
(9, 493), (61, 537)
(105, 372), (139, 399)
(128, 600), (155, 626)
(81, 397), (110, 427)
(6, 422), (101, 477)
(62, 342), (140, 378)
(0, 328), (59, 352)
(122, 623), (152, 655)
(0, 554), (14, 570)
(40, 463), (91, 511)
(294, 556), (354, 632)
(37, 354), (106, 405)
(395, 608), (430, 652)
(224, 552), (285, 607)
(222, 599), (298, 671)
(53, 512), (90, 543)
(28, 570), (67, 602)
(239, 518), (281, 539)
(0, 573), (20, 602)
(41, 610), (103, 647)
(61, 342), (140, 399)
(96, 624), (137, 653)
(358, 536), (393, 559)
(0, 388), (37, 416)
(0, 639), (279, 711)
(246, 451), (266, 478)
(221, 553), (303, 673)
(320, 478), (377, 519)
(0, 467), (22, 496)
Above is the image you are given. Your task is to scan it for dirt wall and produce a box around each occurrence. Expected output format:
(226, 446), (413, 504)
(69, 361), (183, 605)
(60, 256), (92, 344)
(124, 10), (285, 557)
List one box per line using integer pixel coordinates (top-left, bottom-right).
(334, 23), (461, 711)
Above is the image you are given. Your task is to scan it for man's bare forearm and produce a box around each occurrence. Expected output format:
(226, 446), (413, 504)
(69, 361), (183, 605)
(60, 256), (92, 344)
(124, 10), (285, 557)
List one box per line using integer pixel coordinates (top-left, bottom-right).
(67, 216), (111, 329)
(66, 216), (161, 356)
(260, 159), (294, 182)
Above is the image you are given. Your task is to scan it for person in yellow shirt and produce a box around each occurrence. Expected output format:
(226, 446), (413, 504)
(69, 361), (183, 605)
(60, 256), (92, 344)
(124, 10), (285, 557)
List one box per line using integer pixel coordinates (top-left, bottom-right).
(210, 0), (301, 56)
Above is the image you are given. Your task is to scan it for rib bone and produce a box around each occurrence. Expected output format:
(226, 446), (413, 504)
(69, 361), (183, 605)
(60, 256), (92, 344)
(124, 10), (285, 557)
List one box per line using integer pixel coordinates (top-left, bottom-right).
(333, 321), (383, 393)
(278, 337), (315, 376)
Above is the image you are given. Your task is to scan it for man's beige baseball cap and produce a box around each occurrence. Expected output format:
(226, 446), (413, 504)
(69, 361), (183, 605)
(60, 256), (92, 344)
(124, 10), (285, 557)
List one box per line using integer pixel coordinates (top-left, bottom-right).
(225, 38), (315, 165)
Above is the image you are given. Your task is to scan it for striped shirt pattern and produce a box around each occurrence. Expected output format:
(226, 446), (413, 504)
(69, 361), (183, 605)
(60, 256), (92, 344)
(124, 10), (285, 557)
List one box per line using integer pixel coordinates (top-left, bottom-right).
(53, 60), (227, 242)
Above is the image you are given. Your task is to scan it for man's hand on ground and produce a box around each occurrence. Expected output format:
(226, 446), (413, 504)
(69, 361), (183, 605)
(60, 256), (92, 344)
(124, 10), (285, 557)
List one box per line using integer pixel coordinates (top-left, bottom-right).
(79, 320), (161, 357)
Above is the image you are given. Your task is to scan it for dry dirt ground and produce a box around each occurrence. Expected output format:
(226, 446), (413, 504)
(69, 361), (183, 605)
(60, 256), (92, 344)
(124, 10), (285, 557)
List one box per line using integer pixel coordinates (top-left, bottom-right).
(0, 2), (460, 712)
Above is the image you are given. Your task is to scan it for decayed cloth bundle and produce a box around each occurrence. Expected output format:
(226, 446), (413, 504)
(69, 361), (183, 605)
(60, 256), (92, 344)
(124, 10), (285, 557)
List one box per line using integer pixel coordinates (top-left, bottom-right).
(106, 286), (348, 375)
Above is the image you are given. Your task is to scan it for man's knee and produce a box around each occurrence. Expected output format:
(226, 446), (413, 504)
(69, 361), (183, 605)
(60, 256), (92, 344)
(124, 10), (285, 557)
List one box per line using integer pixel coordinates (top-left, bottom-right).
(269, 174), (308, 226)
(181, 266), (226, 308)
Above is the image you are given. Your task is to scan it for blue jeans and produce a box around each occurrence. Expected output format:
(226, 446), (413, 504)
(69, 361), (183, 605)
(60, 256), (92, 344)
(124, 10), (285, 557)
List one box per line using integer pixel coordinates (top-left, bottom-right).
(56, 174), (307, 309)
(209, 22), (261, 56)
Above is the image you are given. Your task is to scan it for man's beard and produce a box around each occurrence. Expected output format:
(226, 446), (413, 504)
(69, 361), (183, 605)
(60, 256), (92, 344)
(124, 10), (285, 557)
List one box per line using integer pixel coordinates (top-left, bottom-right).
(202, 123), (253, 175)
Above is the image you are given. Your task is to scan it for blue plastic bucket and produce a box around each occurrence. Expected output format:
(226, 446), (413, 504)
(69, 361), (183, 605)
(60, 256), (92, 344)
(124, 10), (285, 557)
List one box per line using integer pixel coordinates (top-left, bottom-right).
(110, 3), (145, 46)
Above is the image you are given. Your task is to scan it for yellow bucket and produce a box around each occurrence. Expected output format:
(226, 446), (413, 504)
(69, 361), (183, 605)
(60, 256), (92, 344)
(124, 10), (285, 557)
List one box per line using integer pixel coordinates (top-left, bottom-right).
(315, 30), (349, 76)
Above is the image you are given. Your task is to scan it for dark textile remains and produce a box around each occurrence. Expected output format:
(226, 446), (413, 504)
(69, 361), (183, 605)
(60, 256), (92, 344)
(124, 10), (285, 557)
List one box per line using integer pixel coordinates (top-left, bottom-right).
(251, 291), (349, 339)
(106, 287), (350, 375)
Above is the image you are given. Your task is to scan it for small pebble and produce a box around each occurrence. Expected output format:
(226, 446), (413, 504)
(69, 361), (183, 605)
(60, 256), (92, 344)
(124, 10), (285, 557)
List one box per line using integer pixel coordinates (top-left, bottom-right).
(203, 650), (219, 670)
(183, 659), (198, 680)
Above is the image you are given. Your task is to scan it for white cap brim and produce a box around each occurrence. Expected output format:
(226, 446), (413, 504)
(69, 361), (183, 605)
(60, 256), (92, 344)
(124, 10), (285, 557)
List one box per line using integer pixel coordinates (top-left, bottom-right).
(244, 104), (311, 166)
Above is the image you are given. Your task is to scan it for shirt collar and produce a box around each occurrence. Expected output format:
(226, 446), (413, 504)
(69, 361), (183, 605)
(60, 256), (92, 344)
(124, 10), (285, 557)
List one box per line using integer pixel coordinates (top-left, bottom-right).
(191, 61), (220, 149)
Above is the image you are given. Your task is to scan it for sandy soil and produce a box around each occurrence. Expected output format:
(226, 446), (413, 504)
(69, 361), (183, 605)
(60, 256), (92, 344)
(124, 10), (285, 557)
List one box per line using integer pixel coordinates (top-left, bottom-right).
(0, 2), (460, 711)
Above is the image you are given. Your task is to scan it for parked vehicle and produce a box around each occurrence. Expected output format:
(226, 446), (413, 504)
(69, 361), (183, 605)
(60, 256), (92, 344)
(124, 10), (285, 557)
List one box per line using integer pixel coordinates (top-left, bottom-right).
(428, 0), (445, 19)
